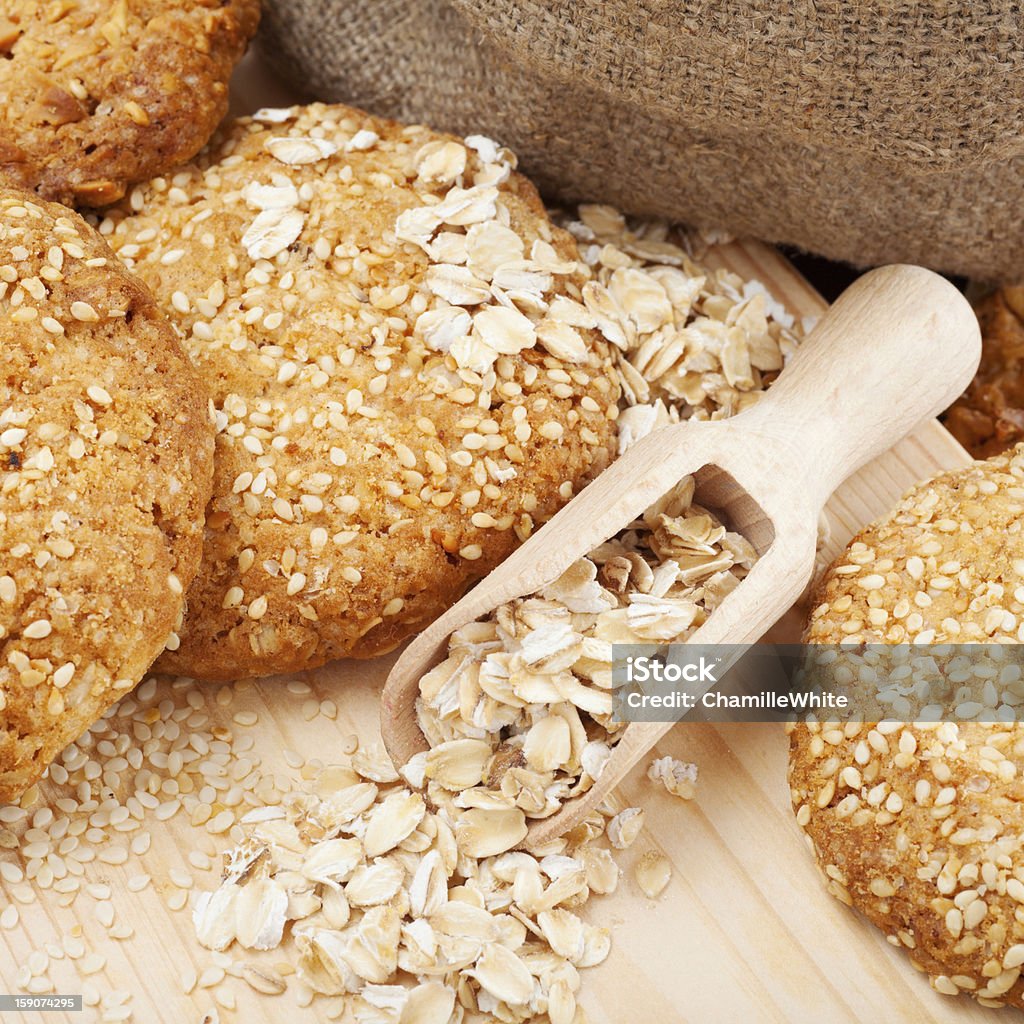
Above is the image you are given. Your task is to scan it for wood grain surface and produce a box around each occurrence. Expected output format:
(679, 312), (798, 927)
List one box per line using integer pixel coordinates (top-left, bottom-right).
(0, 61), (998, 1024)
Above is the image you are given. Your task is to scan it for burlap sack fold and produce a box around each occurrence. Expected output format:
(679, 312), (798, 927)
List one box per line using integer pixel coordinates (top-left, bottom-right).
(259, 0), (1024, 282)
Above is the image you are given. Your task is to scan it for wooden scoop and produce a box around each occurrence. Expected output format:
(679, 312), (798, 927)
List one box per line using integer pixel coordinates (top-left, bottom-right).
(381, 264), (981, 847)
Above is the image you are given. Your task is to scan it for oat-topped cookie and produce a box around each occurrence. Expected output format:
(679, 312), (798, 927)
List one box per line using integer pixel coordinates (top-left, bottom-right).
(0, 0), (259, 207)
(0, 187), (214, 803)
(100, 103), (621, 680)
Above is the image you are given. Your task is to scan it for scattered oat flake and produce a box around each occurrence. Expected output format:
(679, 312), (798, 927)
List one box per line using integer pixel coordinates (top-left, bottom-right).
(415, 140), (468, 188)
(242, 209), (304, 261)
(253, 107), (296, 124)
(648, 756), (698, 799)
(265, 136), (338, 165)
(346, 129), (379, 151)
(241, 181), (300, 211)
(635, 850), (673, 899)
(608, 807), (646, 849)
(469, 942), (534, 1006)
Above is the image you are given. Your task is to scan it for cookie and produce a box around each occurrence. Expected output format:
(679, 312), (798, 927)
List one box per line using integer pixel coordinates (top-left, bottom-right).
(945, 286), (1024, 459)
(99, 103), (621, 681)
(801, 446), (1024, 649)
(789, 446), (1024, 1009)
(0, 0), (259, 207)
(0, 187), (215, 803)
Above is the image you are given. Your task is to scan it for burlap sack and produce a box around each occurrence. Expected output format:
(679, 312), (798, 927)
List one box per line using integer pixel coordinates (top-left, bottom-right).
(259, 0), (1024, 282)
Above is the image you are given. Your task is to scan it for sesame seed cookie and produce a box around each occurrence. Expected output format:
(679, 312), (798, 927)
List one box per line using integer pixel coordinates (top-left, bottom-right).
(0, 187), (215, 803)
(99, 103), (621, 681)
(789, 445), (1024, 1009)
(0, 0), (259, 207)
(803, 446), (1024, 649)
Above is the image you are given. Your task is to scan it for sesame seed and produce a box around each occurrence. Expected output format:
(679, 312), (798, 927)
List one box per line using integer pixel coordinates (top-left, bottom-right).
(207, 811), (234, 834)
(123, 100), (151, 125)
(214, 986), (237, 1010)
(166, 889), (188, 912)
(70, 301), (100, 322)
(80, 953), (106, 975)
(53, 663), (75, 688)
(153, 801), (180, 822)
(169, 867), (193, 889)
(86, 385), (113, 406)
(199, 967), (225, 989)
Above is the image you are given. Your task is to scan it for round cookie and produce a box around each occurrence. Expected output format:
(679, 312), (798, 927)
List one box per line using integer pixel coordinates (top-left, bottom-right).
(0, 0), (259, 207)
(0, 187), (214, 803)
(789, 445), (1024, 1009)
(945, 286), (1024, 460)
(99, 102), (621, 681)
(802, 446), (1024, 649)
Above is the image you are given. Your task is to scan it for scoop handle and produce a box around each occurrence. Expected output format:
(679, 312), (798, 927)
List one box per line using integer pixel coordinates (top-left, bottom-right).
(741, 264), (980, 509)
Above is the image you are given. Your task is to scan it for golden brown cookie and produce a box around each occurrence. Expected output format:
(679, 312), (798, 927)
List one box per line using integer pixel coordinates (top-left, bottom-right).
(99, 103), (621, 681)
(945, 287), (1024, 459)
(789, 446), (1024, 1009)
(0, 187), (215, 803)
(0, 0), (259, 207)
(802, 446), (1024, 648)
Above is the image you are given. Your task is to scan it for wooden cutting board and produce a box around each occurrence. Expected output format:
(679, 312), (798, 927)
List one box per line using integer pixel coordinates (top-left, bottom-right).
(0, 63), (993, 1024)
